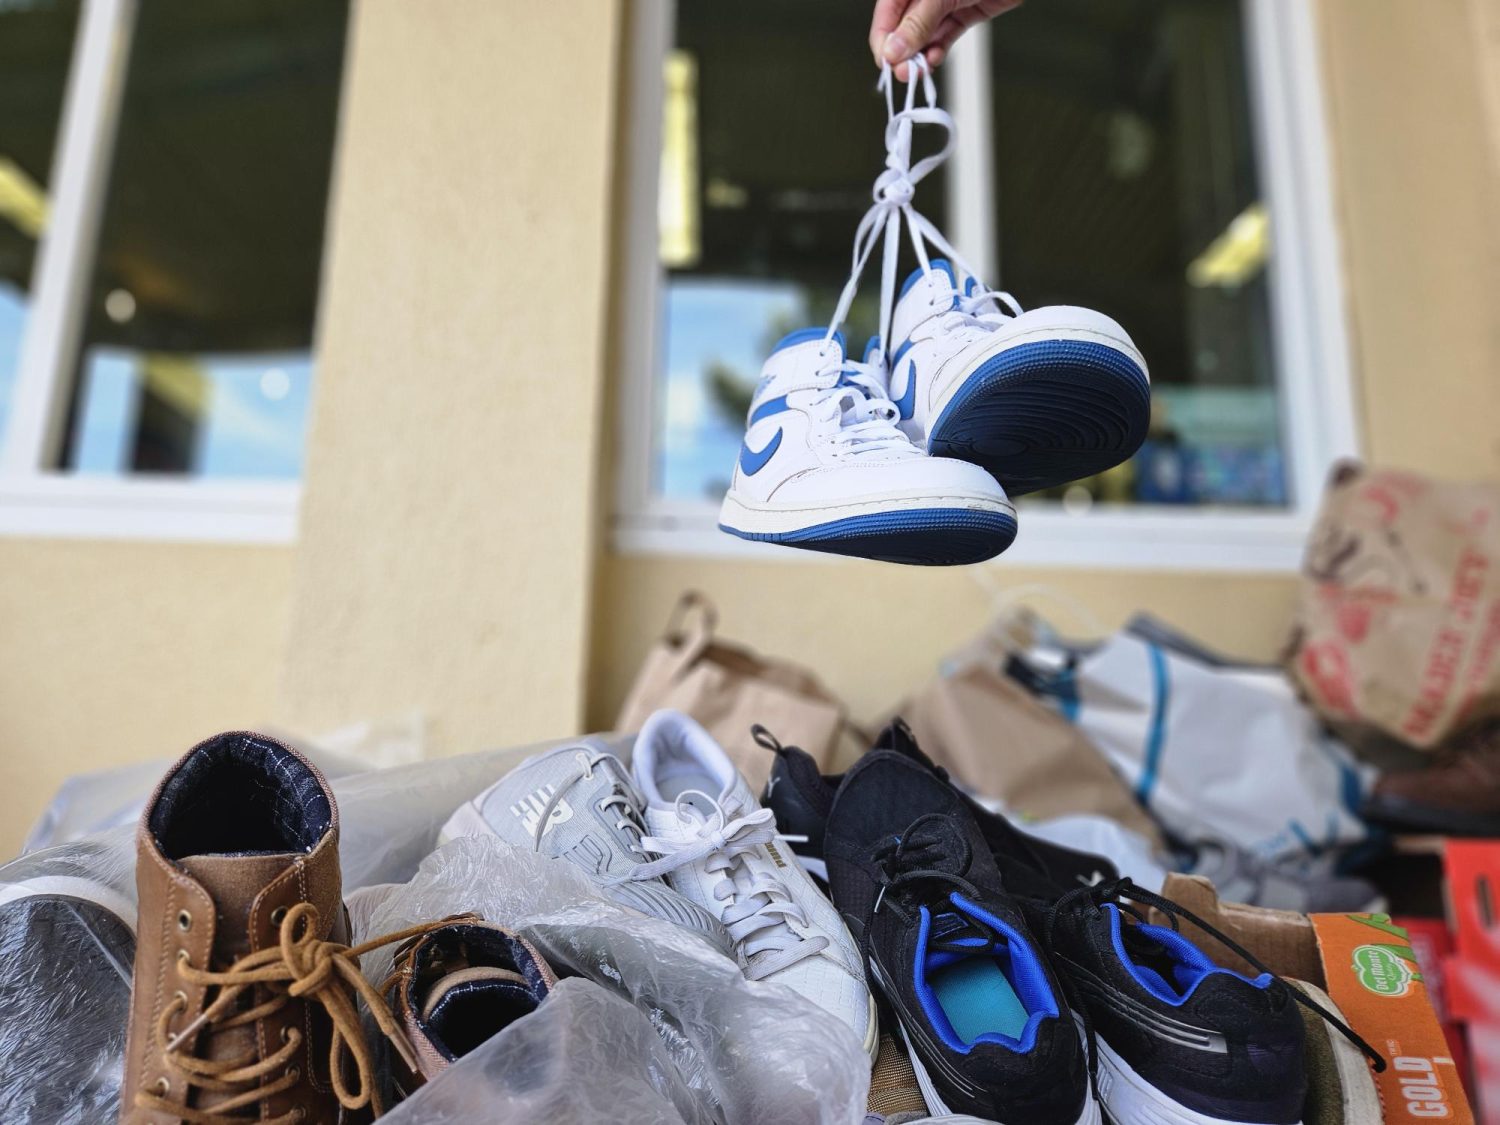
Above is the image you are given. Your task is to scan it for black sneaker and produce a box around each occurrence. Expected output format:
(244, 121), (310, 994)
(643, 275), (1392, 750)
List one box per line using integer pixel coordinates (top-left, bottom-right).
(759, 720), (1118, 895)
(824, 748), (1098, 1123)
(768, 720), (1386, 1125)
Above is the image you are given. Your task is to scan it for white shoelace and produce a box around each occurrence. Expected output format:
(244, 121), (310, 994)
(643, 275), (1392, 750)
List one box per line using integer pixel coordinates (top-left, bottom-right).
(807, 357), (917, 458)
(531, 750), (648, 861)
(619, 791), (828, 980)
(824, 58), (1024, 359)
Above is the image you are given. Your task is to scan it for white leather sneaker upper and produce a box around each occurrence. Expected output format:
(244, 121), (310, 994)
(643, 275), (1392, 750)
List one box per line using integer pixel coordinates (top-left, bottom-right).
(722, 329), (1008, 514)
(887, 261), (1145, 445)
(627, 710), (874, 1051)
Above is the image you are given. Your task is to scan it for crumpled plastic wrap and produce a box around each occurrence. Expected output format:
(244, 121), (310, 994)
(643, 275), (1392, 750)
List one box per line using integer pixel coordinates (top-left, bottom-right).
(0, 736), (872, 1124)
(352, 836), (868, 1125)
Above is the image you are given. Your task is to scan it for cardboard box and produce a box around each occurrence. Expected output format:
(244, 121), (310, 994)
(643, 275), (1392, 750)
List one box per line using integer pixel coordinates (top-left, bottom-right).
(1159, 873), (1476, 1124)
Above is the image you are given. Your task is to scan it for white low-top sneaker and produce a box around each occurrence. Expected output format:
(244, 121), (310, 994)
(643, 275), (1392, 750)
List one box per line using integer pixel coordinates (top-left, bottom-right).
(887, 259), (1152, 496)
(626, 709), (880, 1060)
(718, 328), (1017, 566)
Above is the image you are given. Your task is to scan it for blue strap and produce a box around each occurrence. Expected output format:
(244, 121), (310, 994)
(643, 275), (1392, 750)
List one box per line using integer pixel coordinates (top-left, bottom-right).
(1135, 644), (1170, 803)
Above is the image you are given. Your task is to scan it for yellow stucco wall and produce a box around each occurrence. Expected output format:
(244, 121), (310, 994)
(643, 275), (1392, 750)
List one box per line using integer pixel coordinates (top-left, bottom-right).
(0, 542), (294, 855)
(275, 0), (622, 755)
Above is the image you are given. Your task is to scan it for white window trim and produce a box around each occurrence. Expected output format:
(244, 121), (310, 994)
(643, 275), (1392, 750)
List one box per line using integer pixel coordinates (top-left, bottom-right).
(0, 0), (300, 544)
(611, 0), (1359, 573)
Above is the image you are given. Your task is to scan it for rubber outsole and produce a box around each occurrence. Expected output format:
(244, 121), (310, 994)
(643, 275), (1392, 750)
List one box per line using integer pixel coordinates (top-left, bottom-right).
(719, 507), (1017, 566)
(928, 340), (1151, 496)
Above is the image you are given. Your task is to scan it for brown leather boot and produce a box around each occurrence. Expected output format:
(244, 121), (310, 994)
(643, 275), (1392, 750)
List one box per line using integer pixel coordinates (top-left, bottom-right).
(121, 731), (427, 1123)
(1363, 719), (1500, 836)
(384, 916), (556, 1095)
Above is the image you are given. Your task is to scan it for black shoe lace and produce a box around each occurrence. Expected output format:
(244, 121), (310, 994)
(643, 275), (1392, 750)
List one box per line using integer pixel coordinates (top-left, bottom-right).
(1046, 877), (1387, 1074)
(861, 812), (983, 962)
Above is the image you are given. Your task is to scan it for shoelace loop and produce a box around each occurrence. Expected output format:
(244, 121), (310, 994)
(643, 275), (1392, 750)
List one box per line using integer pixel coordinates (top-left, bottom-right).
(136, 903), (460, 1123)
(1047, 877), (1389, 1074)
(620, 790), (827, 979)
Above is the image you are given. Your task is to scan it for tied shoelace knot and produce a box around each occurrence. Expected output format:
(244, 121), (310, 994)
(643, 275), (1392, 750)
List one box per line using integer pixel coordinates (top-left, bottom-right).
(821, 58), (1023, 370)
(137, 903), (461, 1123)
(618, 790), (828, 979)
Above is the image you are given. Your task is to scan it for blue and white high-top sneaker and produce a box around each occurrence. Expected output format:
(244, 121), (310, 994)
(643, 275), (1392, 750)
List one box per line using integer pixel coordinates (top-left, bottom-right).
(887, 260), (1152, 496)
(718, 329), (1017, 566)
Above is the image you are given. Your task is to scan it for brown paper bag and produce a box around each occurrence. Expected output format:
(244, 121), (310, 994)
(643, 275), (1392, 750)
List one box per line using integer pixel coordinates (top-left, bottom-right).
(1287, 462), (1500, 750)
(615, 593), (856, 790)
(902, 634), (1165, 847)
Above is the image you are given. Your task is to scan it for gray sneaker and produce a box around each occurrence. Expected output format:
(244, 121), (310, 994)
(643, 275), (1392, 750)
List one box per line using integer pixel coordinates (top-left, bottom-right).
(441, 740), (736, 958)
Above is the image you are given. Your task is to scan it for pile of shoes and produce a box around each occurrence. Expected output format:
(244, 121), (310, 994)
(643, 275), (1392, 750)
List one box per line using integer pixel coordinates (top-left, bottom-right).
(719, 60), (1151, 567)
(15, 710), (1383, 1124)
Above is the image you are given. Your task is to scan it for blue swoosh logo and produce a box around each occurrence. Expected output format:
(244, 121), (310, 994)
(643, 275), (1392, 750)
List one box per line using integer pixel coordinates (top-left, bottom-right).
(893, 360), (917, 420)
(739, 429), (783, 475)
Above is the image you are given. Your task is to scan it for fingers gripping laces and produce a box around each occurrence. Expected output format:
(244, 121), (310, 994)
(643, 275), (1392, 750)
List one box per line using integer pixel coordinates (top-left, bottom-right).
(1047, 878), (1389, 1074)
(618, 791), (828, 979)
(136, 904), (460, 1122)
(531, 749), (649, 860)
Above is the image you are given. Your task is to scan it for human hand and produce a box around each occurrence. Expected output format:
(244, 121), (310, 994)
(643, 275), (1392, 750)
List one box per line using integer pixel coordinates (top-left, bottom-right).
(870, 0), (1024, 79)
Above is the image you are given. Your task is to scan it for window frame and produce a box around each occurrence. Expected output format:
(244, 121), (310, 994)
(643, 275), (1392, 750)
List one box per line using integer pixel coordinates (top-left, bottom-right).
(612, 0), (1360, 573)
(0, 0), (303, 544)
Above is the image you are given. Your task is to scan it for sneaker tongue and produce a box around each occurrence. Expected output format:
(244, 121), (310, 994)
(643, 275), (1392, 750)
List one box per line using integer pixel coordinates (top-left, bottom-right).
(177, 851), (303, 955)
(892, 260), (961, 342)
(752, 328), (848, 406)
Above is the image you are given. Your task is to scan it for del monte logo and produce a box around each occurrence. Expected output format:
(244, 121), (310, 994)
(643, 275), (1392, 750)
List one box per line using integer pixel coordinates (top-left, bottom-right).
(1352, 943), (1415, 996)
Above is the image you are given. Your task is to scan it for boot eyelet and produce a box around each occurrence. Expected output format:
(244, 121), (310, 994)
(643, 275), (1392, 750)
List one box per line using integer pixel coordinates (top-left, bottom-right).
(287, 1067), (300, 1083)
(292, 1110), (306, 1122)
(176, 910), (192, 931)
(153, 1077), (170, 1096)
(176, 949), (191, 967)
(172, 990), (187, 1007)
(270, 906), (288, 926)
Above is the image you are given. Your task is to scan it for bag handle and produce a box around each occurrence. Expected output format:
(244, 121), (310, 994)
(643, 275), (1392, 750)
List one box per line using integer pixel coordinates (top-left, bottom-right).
(659, 591), (718, 679)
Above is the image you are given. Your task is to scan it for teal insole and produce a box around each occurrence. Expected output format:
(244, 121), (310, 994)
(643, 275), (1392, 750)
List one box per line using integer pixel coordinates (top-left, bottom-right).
(930, 957), (1030, 1043)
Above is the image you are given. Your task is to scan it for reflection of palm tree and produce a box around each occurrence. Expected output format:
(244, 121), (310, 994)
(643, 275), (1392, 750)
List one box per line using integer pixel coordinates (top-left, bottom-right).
(706, 360), (753, 425)
(701, 286), (883, 428)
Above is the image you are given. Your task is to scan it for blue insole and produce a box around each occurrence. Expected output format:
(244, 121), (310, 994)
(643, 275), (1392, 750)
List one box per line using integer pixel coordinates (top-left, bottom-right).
(930, 956), (1030, 1042)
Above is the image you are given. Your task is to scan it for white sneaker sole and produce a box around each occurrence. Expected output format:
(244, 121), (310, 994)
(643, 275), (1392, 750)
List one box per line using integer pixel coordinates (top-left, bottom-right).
(895, 1018), (1103, 1124)
(718, 490), (1017, 566)
(1094, 1034), (1302, 1125)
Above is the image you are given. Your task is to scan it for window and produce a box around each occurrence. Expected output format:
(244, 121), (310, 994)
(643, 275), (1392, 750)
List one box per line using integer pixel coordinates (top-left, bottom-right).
(615, 0), (1359, 569)
(0, 0), (81, 456)
(0, 0), (348, 540)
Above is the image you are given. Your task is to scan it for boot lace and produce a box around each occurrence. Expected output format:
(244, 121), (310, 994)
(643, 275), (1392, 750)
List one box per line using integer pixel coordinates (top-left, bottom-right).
(135, 903), (458, 1122)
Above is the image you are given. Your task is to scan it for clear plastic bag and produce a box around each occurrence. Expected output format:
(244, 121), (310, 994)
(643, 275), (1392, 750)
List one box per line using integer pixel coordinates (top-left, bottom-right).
(351, 836), (868, 1125)
(0, 737), (872, 1124)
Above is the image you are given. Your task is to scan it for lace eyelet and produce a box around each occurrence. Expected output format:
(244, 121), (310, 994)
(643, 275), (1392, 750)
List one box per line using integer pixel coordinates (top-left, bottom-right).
(280, 1025), (294, 1044)
(292, 1109), (307, 1122)
(176, 909), (192, 932)
(270, 905), (288, 926)
(176, 949), (190, 967)
(153, 1077), (170, 1096)
(172, 989), (188, 1008)
(287, 1067), (301, 1083)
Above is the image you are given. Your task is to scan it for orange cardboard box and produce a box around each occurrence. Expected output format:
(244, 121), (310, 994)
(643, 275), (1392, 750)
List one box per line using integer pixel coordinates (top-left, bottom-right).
(1159, 874), (1475, 1124)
